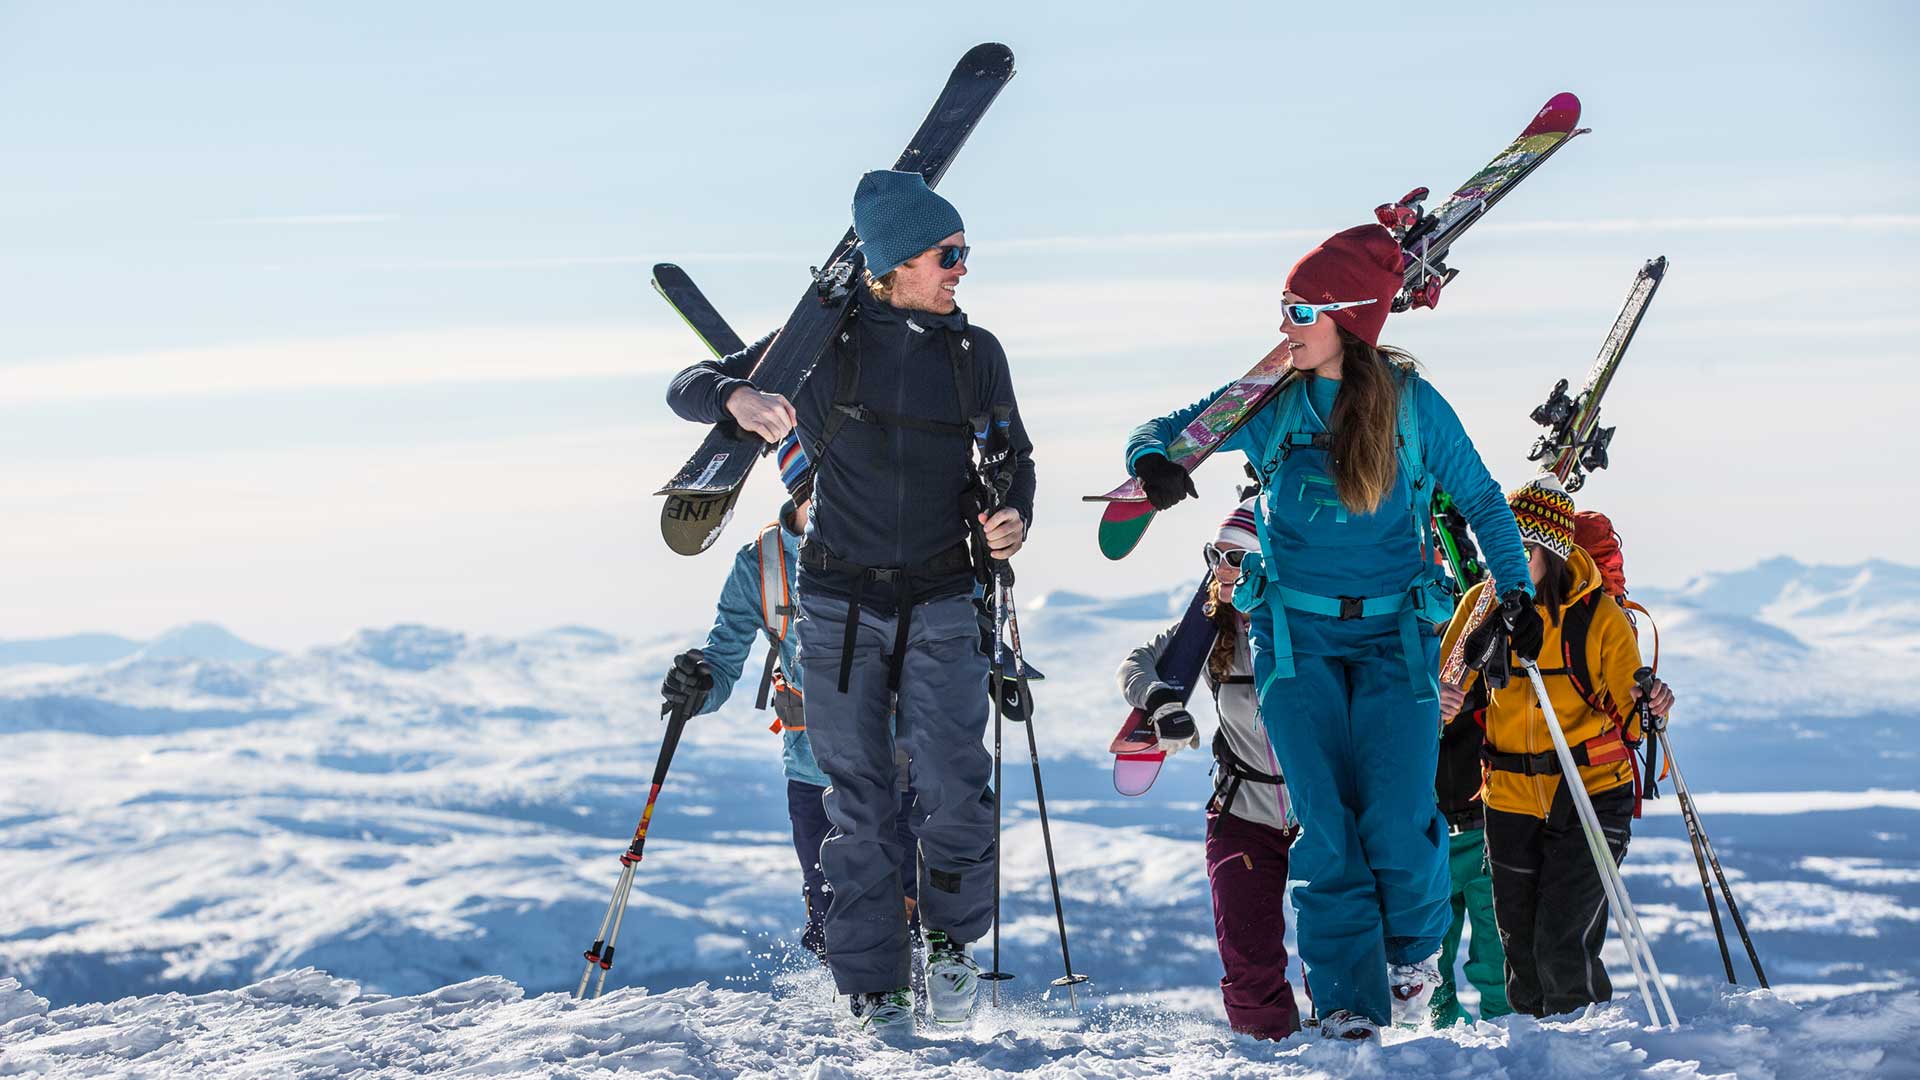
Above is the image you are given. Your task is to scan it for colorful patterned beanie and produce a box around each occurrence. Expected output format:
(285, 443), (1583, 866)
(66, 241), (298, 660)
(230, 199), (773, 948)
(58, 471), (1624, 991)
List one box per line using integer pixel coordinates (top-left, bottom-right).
(1507, 473), (1576, 559)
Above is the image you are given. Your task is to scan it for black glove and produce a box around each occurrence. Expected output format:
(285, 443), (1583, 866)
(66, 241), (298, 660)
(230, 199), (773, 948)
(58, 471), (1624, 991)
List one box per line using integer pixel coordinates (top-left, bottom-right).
(1500, 589), (1544, 662)
(662, 648), (714, 715)
(1145, 687), (1199, 754)
(1134, 453), (1197, 511)
(1461, 588), (1543, 685)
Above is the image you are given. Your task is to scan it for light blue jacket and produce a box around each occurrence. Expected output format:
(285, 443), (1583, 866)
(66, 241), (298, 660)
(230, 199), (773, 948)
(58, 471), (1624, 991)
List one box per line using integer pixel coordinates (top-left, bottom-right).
(697, 512), (829, 788)
(1127, 372), (1530, 600)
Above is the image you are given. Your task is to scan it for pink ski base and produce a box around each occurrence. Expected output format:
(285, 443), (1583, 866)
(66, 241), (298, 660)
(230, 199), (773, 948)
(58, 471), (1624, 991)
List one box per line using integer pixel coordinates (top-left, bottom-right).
(1113, 752), (1166, 797)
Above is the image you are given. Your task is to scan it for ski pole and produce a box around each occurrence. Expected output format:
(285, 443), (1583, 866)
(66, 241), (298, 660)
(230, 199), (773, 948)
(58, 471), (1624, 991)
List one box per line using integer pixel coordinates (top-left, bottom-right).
(1523, 661), (1680, 1028)
(574, 699), (693, 1000)
(1633, 667), (1735, 985)
(1655, 728), (1769, 988)
(981, 590), (1014, 1004)
(969, 405), (1085, 1008)
(998, 577), (1089, 1009)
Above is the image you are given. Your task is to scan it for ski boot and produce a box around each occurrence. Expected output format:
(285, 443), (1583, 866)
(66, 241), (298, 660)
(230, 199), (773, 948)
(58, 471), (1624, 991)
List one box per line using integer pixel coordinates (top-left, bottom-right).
(849, 988), (915, 1036)
(923, 930), (981, 1025)
(1389, 950), (1444, 1028)
(1313, 1009), (1379, 1041)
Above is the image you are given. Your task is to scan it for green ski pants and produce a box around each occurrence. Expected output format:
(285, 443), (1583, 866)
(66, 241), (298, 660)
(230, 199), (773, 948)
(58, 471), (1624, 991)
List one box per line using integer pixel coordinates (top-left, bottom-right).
(1431, 826), (1512, 1025)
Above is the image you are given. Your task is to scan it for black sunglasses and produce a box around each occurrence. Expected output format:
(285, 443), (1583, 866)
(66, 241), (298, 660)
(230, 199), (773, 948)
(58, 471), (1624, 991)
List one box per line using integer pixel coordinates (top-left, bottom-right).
(936, 244), (970, 270)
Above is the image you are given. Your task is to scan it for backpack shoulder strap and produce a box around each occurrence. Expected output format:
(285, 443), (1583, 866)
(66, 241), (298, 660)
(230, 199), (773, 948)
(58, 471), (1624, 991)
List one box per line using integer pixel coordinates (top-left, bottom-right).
(1393, 368), (1434, 559)
(755, 522), (792, 642)
(947, 328), (976, 426)
(1552, 592), (1627, 728)
(1622, 597), (1660, 673)
(1252, 373), (1310, 489)
(811, 308), (862, 468)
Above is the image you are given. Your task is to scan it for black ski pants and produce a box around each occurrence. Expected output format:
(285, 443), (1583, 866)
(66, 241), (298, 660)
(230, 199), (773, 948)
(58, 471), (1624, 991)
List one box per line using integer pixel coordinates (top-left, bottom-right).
(1486, 783), (1633, 1017)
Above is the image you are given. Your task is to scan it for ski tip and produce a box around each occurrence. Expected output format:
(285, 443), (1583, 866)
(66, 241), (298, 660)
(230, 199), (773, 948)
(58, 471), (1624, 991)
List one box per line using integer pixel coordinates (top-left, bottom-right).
(959, 42), (1016, 76)
(1524, 92), (1582, 137)
(653, 263), (680, 277)
(1644, 255), (1669, 280)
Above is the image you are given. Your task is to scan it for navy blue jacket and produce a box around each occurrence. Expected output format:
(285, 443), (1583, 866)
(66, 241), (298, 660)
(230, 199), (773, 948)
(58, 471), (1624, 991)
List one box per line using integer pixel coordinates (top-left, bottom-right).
(796, 294), (1034, 603)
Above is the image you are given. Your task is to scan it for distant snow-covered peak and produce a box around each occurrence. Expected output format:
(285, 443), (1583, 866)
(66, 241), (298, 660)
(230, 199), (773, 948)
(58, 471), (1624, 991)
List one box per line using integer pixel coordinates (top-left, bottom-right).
(135, 622), (279, 663)
(336, 624), (471, 671)
(1641, 557), (1920, 651)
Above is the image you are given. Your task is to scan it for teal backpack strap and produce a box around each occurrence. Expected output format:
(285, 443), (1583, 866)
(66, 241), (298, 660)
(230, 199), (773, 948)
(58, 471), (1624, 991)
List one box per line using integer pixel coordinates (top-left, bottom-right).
(1394, 368), (1433, 561)
(1392, 369), (1446, 705)
(1245, 378), (1308, 704)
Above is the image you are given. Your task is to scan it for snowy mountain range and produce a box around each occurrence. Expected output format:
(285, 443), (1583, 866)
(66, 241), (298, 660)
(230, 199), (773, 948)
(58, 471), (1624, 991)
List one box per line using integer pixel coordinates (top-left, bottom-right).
(0, 622), (276, 669)
(0, 557), (1916, 1074)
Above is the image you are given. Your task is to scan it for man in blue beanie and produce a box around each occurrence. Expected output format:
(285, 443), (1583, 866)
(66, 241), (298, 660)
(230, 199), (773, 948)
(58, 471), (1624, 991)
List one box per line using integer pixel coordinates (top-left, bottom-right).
(662, 170), (1032, 1034)
(807, 170), (1032, 1034)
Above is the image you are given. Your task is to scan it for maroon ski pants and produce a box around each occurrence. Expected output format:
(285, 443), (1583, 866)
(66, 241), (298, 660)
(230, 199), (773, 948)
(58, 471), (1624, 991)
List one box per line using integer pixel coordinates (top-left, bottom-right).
(1206, 808), (1302, 1040)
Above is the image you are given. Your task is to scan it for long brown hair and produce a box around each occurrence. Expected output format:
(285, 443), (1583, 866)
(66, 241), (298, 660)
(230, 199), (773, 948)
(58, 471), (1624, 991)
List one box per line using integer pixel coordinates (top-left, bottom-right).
(1324, 329), (1418, 516)
(1202, 578), (1241, 684)
(1533, 546), (1576, 627)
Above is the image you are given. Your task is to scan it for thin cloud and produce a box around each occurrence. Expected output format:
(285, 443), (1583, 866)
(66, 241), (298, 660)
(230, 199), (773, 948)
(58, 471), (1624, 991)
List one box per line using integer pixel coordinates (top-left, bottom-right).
(1483, 214), (1920, 234)
(209, 214), (396, 226)
(995, 214), (1920, 255)
(0, 325), (699, 404)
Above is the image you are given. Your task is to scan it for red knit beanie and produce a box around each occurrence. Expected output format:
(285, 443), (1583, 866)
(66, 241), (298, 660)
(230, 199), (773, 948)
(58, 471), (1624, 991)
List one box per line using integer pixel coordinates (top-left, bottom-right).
(1285, 224), (1405, 347)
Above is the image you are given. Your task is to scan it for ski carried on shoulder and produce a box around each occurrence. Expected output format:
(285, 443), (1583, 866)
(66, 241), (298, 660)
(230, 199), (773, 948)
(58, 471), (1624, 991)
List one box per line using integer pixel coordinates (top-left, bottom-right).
(1110, 579), (1216, 796)
(1439, 255), (1669, 685)
(1085, 92), (1589, 560)
(650, 264), (757, 553)
(657, 43), (1016, 557)
(652, 263), (748, 359)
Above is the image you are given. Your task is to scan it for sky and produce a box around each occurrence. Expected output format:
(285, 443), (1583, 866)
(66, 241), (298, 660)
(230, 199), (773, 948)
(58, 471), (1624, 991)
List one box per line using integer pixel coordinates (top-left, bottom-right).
(0, 1), (1915, 650)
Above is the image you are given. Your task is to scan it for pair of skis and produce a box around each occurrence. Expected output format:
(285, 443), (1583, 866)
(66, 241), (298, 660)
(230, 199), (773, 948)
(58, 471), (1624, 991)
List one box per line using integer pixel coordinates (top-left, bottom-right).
(1087, 92), (1590, 562)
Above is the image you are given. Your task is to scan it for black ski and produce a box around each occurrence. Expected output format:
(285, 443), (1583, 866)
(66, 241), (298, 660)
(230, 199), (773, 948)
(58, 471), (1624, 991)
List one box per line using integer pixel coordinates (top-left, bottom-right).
(652, 264), (747, 359)
(657, 42), (1016, 556)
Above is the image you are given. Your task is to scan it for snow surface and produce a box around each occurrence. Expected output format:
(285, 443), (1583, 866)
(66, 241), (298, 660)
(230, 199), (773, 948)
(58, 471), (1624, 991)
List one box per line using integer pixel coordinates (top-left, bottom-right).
(1, 557), (1917, 1073)
(3, 971), (1917, 1078)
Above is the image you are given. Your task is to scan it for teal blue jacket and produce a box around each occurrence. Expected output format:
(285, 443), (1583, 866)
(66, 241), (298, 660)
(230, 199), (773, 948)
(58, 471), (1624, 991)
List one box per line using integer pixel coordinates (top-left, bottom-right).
(696, 511), (828, 788)
(1126, 372), (1531, 600)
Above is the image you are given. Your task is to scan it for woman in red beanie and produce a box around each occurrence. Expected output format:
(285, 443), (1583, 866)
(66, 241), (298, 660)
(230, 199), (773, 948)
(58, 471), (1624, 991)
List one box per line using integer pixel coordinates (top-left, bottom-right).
(1122, 224), (1541, 1040)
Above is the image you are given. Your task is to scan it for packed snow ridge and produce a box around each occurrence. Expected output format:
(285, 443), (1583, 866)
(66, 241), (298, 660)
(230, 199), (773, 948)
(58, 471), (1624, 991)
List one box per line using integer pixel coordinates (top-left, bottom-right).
(2, 971), (1917, 1079)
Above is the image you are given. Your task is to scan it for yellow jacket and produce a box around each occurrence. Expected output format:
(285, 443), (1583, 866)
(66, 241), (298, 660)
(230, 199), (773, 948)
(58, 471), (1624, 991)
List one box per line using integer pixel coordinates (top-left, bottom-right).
(1439, 545), (1645, 819)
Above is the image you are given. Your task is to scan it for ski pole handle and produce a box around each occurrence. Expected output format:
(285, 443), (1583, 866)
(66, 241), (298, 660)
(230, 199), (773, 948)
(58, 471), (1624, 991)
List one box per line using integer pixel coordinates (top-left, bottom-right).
(1632, 665), (1664, 733)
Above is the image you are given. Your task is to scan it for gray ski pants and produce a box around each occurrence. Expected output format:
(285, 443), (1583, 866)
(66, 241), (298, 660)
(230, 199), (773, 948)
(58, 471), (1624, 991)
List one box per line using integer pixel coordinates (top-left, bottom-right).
(796, 589), (997, 994)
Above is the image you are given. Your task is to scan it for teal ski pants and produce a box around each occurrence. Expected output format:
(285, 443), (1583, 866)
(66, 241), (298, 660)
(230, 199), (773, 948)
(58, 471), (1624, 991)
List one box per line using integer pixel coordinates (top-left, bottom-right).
(1431, 826), (1512, 1025)
(1250, 608), (1452, 1025)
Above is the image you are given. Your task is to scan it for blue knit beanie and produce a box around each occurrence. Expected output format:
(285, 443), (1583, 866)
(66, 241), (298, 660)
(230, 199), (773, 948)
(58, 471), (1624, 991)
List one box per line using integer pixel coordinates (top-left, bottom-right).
(851, 170), (964, 278)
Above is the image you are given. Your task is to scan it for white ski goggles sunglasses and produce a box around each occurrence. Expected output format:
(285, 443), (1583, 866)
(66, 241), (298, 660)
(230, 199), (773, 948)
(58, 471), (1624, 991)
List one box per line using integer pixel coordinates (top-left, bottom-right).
(1281, 297), (1377, 328)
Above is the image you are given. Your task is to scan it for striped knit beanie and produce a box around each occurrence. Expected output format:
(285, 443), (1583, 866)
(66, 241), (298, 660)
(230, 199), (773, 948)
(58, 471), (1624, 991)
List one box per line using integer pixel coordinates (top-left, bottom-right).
(1507, 474), (1576, 559)
(776, 434), (813, 503)
(1215, 497), (1259, 551)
